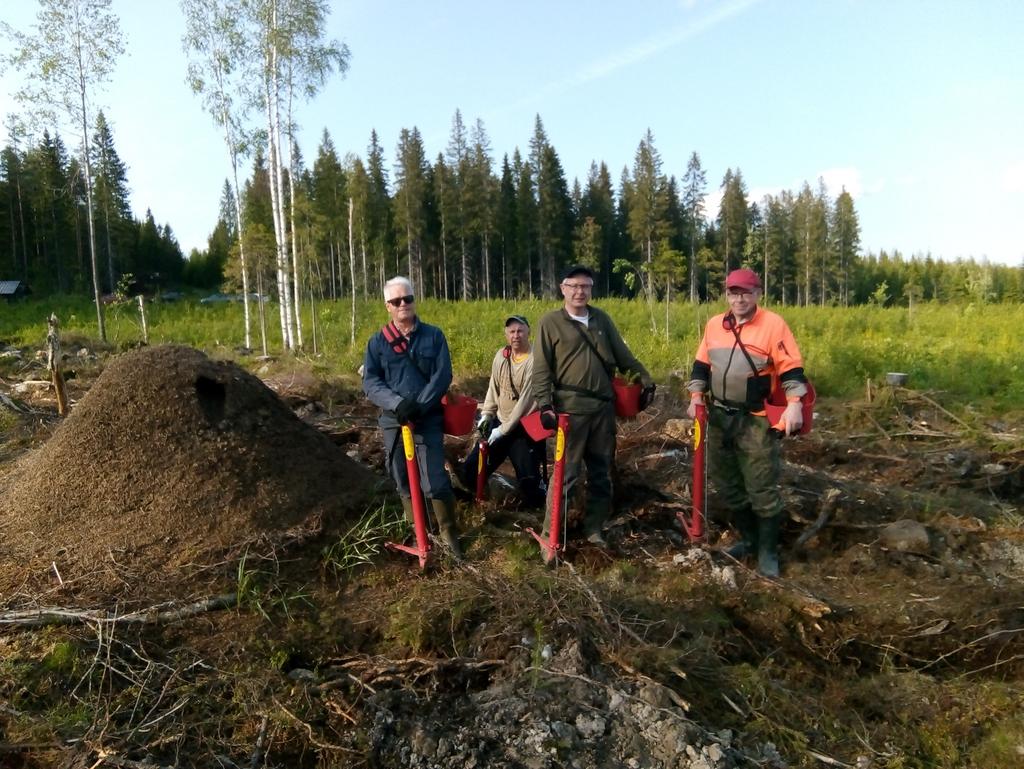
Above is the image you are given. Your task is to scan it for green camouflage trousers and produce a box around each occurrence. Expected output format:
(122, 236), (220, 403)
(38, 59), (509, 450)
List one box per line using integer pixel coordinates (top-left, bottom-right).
(543, 403), (617, 538)
(707, 406), (782, 520)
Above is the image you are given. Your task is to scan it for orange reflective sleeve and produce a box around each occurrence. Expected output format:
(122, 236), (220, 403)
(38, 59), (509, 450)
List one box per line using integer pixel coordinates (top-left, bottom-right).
(771, 318), (803, 376)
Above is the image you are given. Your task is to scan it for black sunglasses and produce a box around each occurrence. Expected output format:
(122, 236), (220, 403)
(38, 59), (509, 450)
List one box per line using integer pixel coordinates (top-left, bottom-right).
(387, 294), (415, 307)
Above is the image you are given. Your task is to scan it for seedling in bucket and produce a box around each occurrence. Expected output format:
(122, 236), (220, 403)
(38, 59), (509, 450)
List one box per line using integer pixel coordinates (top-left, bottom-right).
(612, 375), (643, 418)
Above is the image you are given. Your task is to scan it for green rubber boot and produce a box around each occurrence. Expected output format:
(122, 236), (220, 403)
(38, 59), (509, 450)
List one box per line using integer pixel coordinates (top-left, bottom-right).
(431, 496), (464, 561)
(756, 514), (781, 578)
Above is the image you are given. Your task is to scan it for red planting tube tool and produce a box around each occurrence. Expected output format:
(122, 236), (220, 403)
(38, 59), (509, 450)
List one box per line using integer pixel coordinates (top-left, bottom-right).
(677, 402), (707, 541)
(527, 413), (569, 564)
(475, 438), (488, 502)
(385, 423), (431, 569)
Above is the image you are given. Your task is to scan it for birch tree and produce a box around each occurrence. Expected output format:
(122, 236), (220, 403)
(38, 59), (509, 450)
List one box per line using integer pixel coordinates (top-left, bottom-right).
(280, 0), (349, 350)
(242, 0), (348, 352)
(3, 0), (124, 341)
(182, 0), (255, 350)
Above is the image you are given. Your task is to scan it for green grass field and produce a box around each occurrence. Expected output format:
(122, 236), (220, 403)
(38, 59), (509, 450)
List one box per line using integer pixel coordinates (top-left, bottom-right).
(3, 295), (1022, 412)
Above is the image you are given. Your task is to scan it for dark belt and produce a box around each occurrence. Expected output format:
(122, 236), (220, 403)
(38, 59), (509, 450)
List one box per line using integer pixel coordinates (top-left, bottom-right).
(711, 400), (747, 415)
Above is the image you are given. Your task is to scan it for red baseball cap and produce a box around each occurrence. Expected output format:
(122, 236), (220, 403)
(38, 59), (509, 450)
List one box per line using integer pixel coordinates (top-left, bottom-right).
(725, 268), (762, 291)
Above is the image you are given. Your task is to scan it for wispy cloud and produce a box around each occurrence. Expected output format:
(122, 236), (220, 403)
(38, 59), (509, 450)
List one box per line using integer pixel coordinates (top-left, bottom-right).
(502, 0), (762, 114)
(705, 167), (884, 220)
(817, 167), (864, 199)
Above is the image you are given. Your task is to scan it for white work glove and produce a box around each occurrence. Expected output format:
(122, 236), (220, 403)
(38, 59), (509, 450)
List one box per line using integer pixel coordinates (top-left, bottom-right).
(487, 425), (504, 445)
(781, 400), (804, 435)
(686, 394), (704, 419)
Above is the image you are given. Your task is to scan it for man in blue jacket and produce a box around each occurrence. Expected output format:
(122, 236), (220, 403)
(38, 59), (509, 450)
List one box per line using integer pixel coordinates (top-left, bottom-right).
(362, 276), (462, 558)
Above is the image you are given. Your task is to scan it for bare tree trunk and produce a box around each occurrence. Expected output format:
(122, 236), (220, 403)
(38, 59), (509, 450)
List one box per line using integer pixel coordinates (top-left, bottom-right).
(309, 289), (318, 356)
(348, 198), (356, 346)
(136, 294), (148, 344)
(286, 78), (303, 349)
(460, 236), (470, 300)
(360, 232), (368, 300)
(47, 314), (69, 416)
(257, 271), (268, 357)
(483, 231), (491, 300)
(328, 239), (336, 301)
(439, 206), (449, 300)
(263, 7), (294, 350)
(78, 84), (105, 340)
(15, 176), (29, 281)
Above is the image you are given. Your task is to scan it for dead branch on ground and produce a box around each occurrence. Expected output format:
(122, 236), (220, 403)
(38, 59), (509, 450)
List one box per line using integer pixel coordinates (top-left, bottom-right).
(0, 593), (237, 628)
(794, 487), (843, 549)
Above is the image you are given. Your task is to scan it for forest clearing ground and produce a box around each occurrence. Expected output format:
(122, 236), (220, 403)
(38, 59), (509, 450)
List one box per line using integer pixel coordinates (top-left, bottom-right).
(0, 346), (1022, 768)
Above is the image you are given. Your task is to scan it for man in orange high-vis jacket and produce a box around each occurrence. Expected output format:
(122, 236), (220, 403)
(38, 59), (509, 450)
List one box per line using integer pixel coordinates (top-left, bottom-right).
(686, 268), (808, 577)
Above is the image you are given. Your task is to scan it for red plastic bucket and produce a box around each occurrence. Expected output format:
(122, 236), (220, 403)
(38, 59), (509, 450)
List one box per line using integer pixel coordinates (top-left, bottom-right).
(763, 381), (816, 435)
(521, 410), (555, 441)
(613, 377), (642, 418)
(442, 393), (478, 436)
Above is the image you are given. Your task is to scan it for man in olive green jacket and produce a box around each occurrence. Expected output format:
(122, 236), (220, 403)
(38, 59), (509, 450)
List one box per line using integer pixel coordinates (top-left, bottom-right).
(533, 265), (655, 557)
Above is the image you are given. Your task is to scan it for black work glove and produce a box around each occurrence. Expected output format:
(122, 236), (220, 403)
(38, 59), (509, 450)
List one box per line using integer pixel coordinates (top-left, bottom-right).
(638, 384), (656, 411)
(539, 406), (557, 431)
(477, 414), (495, 438)
(394, 398), (420, 423)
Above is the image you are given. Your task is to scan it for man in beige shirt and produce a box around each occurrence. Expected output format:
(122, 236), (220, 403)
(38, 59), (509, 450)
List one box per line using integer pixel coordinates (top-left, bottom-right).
(460, 315), (546, 508)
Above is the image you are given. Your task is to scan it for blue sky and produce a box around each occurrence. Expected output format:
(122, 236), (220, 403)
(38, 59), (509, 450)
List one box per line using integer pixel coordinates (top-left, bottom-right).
(3, 0), (1022, 265)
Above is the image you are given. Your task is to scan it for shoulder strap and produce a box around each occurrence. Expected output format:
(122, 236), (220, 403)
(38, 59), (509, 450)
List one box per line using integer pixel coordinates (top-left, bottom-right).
(726, 317), (761, 377)
(569, 318), (613, 380)
(502, 347), (521, 401)
(381, 321), (408, 354)
(555, 317), (614, 402)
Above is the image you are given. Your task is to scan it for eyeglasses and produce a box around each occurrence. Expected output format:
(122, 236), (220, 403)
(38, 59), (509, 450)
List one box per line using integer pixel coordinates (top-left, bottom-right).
(387, 294), (415, 307)
(562, 282), (593, 292)
(726, 290), (754, 298)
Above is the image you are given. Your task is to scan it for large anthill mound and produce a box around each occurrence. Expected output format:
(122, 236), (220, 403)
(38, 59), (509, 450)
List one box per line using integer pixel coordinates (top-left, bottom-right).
(0, 345), (378, 599)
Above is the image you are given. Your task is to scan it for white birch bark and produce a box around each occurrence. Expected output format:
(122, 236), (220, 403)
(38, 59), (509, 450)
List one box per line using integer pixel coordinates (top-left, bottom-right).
(348, 197), (356, 346)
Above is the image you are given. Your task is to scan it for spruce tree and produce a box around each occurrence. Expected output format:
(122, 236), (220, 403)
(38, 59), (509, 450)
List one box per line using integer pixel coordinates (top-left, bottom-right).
(536, 144), (573, 295)
(393, 126), (430, 292)
(716, 168), (748, 278)
(496, 154), (518, 298)
(830, 187), (860, 306)
(467, 118), (496, 298)
(310, 130), (347, 299)
(681, 152), (707, 301)
(444, 110), (471, 299)
(513, 152), (537, 296)
(91, 112), (132, 292)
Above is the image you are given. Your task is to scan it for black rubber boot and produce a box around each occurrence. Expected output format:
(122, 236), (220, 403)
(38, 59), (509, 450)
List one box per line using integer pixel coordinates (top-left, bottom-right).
(431, 496), (464, 561)
(756, 514), (781, 578)
(725, 506), (758, 559)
